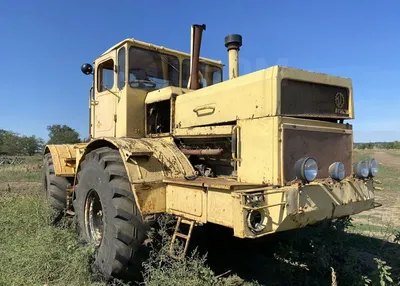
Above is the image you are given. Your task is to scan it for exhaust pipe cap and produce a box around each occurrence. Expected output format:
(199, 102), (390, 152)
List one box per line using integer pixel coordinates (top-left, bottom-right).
(224, 34), (242, 50)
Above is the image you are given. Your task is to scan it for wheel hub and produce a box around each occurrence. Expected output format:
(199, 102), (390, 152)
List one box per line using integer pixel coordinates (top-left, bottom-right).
(84, 190), (104, 246)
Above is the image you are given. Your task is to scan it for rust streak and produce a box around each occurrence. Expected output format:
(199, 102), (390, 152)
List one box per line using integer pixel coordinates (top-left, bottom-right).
(180, 148), (223, 156)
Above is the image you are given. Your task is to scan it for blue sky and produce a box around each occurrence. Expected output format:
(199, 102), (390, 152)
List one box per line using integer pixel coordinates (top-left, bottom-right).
(0, 0), (399, 143)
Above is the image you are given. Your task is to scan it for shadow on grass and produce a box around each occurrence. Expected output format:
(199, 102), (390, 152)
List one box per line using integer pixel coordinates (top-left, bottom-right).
(189, 219), (400, 286)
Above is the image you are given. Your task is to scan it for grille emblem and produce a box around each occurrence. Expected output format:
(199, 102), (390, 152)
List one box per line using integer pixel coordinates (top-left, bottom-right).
(335, 92), (345, 109)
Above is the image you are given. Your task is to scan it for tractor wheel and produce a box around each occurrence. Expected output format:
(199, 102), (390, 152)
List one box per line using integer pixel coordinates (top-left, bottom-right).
(73, 147), (150, 281)
(42, 153), (70, 223)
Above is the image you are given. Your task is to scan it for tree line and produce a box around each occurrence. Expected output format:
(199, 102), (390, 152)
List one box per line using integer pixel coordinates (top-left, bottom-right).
(1, 123), (399, 155)
(354, 141), (400, 150)
(0, 125), (81, 156)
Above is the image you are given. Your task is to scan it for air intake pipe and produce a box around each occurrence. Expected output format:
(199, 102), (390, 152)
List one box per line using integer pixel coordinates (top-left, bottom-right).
(224, 34), (242, 79)
(188, 24), (206, 90)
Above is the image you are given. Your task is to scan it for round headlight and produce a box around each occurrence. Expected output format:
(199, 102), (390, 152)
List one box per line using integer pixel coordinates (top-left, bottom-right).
(295, 157), (318, 182)
(368, 158), (378, 177)
(329, 162), (345, 181)
(353, 160), (369, 178)
(247, 209), (267, 233)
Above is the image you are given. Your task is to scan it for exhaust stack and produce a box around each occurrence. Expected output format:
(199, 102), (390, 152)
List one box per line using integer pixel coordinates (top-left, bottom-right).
(224, 34), (242, 79)
(188, 24), (206, 90)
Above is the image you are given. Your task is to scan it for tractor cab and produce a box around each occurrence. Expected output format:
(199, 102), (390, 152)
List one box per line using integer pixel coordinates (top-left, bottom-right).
(81, 37), (223, 139)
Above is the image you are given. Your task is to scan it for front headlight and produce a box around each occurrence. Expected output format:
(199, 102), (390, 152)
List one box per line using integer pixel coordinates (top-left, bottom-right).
(247, 209), (267, 233)
(329, 162), (345, 181)
(353, 160), (369, 178)
(368, 158), (378, 177)
(295, 157), (318, 182)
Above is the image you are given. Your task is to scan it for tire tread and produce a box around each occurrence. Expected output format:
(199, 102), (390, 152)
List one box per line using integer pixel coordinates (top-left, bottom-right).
(42, 152), (70, 217)
(74, 147), (149, 280)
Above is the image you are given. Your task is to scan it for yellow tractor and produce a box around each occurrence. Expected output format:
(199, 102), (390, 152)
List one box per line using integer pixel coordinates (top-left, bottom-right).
(41, 24), (380, 279)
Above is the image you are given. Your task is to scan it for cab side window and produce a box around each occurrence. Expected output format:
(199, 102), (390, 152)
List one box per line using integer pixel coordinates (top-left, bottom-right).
(97, 59), (114, 92)
(117, 48), (126, 89)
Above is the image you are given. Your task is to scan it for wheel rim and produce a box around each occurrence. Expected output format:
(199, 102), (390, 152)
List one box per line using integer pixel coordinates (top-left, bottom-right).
(84, 190), (104, 246)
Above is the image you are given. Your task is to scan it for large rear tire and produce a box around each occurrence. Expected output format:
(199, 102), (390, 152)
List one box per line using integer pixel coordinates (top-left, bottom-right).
(73, 147), (150, 281)
(42, 153), (70, 223)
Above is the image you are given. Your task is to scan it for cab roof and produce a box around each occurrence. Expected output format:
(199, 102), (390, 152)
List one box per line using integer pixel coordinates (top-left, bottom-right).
(101, 38), (224, 68)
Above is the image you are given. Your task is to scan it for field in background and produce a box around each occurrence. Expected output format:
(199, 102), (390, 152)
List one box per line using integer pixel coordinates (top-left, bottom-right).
(0, 151), (399, 286)
(351, 149), (400, 240)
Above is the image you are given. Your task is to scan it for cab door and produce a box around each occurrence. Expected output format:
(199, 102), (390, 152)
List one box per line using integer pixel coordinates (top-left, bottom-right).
(93, 51), (117, 138)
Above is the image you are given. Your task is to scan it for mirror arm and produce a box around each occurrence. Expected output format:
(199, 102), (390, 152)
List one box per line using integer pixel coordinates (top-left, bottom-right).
(102, 83), (120, 100)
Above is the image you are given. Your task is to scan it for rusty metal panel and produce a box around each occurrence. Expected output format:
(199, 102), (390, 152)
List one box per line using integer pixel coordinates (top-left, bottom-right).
(282, 128), (352, 183)
(163, 177), (259, 191)
(237, 117), (280, 185)
(145, 86), (188, 104)
(166, 184), (207, 223)
(174, 67), (276, 128)
(231, 178), (376, 238)
(174, 65), (354, 130)
(235, 189), (289, 238)
(46, 144), (77, 176)
(291, 179), (374, 228)
(134, 183), (166, 214)
(235, 116), (353, 186)
(207, 190), (234, 227)
(74, 143), (87, 170)
(276, 66), (354, 119)
(80, 137), (196, 216)
(174, 125), (234, 138)
(125, 88), (148, 138)
(232, 193), (246, 238)
(87, 137), (196, 180)
(280, 79), (350, 118)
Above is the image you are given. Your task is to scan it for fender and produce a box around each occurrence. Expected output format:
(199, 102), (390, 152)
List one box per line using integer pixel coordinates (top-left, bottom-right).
(76, 137), (196, 215)
(44, 144), (78, 177)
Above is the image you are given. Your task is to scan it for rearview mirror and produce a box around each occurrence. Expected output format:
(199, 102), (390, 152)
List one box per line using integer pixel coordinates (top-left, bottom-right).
(81, 63), (93, 75)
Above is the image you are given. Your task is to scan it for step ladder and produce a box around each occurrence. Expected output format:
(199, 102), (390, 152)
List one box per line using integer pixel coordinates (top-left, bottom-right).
(169, 217), (195, 259)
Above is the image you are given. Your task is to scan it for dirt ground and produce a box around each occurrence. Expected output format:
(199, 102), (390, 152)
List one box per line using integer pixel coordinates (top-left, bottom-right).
(371, 150), (400, 168)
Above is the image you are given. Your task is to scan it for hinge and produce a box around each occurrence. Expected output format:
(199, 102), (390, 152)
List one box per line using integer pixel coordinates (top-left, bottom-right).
(114, 114), (117, 122)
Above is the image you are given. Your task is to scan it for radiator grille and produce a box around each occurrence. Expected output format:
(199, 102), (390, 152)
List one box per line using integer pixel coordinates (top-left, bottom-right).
(283, 128), (352, 183)
(281, 79), (350, 118)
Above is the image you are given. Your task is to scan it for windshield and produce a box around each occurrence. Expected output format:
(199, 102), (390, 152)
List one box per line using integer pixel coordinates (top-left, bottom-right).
(128, 46), (179, 90)
(182, 59), (223, 88)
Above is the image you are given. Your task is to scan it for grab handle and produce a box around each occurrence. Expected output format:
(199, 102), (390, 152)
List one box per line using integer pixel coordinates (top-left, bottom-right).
(193, 105), (215, 116)
(231, 125), (241, 162)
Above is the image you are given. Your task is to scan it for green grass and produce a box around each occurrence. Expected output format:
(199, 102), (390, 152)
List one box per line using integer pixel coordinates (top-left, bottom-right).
(377, 164), (400, 192)
(350, 222), (396, 234)
(23, 155), (43, 164)
(0, 192), (260, 286)
(354, 214), (388, 226)
(0, 155), (42, 182)
(0, 165), (41, 182)
(1, 152), (400, 285)
(0, 163), (258, 286)
(0, 192), (101, 286)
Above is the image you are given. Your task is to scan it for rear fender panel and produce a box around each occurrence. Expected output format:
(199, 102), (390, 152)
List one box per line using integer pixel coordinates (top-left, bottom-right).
(77, 137), (196, 215)
(44, 144), (77, 177)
